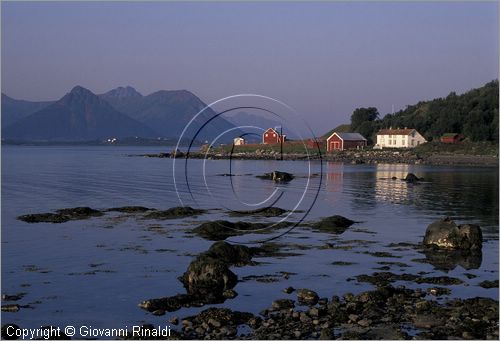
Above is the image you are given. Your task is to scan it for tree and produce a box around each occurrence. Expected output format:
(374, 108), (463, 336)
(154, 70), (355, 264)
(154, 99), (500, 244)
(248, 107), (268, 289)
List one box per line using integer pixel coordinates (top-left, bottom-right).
(350, 107), (379, 131)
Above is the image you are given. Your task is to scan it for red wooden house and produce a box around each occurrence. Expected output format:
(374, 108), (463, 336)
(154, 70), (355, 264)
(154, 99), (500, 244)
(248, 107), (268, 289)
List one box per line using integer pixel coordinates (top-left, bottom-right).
(262, 128), (286, 145)
(326, 132), (367, 152)
(440, 133), (464, 144)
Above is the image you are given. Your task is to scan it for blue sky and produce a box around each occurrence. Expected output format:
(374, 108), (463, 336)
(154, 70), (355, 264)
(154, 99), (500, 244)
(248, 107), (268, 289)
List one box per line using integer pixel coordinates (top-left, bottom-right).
(2, 1), (498, 134)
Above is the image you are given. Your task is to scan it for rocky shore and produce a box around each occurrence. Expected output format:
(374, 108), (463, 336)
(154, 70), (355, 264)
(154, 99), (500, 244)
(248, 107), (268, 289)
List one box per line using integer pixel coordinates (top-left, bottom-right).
(134, 149), (499, 167)
(5, 206), (499, 340)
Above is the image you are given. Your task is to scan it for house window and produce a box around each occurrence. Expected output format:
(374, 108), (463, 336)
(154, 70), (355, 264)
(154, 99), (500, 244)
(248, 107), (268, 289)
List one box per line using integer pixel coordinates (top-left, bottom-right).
(265, 133), (268, 137)
(273, 134), (276, 137)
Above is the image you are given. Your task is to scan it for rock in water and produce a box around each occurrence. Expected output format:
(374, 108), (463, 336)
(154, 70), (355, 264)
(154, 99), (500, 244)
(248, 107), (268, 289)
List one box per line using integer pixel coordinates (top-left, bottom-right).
(18, 207), (103, 223)
(204, 241), (255, 266)
(180, 257), (237, 296)
(272, 299), (295, 310)
(404, 173), (421, 182)
(256, 171), (294, 182)
(310, 215), (355, 234)
(297, 289), (319, 305)
(423, 218), (482, 250)
(142, 206), (205, 220)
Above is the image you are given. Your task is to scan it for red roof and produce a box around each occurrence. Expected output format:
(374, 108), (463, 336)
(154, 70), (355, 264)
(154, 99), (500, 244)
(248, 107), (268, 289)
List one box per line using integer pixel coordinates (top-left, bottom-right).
(376, 128), (414, 135)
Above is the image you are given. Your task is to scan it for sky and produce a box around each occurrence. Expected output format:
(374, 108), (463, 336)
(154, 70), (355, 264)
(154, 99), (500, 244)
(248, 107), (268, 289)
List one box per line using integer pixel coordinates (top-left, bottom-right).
(2, 1), (498, 134)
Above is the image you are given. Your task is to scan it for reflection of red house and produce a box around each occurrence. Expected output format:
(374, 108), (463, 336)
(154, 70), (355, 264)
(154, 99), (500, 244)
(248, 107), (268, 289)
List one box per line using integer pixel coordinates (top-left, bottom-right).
(262, 128), (286, 144)
(326, 132), (367, 152)
(440, 133), (464, 144)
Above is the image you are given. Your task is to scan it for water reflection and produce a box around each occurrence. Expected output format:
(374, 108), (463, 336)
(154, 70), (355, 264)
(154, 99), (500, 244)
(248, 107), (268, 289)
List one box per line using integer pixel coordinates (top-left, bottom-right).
(324, 162), (343, 206)
(423, 249), (482, 271)
(374, 164), (414, 204)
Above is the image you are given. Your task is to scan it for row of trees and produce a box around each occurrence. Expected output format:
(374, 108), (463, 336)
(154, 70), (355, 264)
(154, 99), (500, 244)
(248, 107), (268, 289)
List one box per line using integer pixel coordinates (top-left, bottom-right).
(349, 80), (499, 144)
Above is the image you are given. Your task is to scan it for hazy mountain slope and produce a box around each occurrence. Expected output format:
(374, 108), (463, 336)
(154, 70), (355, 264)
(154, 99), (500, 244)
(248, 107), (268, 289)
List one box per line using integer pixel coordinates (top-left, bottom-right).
(101, 87), (241, 142)
(3, 86), (157, 141)
(1, 93), (54, 127)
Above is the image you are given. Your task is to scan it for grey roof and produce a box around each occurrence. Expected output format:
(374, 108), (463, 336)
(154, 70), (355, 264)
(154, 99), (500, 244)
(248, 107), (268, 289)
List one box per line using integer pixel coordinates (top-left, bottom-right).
(333, 132), (367, 141)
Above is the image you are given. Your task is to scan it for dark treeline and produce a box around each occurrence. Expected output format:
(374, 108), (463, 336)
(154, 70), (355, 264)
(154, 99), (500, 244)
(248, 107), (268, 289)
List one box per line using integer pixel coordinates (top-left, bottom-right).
(344, 80), (499, 144)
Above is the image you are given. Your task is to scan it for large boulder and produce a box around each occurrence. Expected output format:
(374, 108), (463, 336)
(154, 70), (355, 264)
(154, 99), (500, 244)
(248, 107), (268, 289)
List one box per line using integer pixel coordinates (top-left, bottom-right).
(180, 257), (237, 296)
(423, 218), (482, 251)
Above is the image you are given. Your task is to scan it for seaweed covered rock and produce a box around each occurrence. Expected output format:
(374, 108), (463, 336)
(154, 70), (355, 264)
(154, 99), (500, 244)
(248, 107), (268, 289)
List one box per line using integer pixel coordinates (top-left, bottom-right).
(228, 206), (287, 217)
(180, 257), (237, 296)
(143, 206), (205, 220)
(204, 241), (256, 266)
(423, 218), (482, 251)
(256, 171), (294, 182)
(191, 220), (287, 240)
(17, 207), (103, 223)
(310, 215), (355, 234)
(105, 206), (152, 213)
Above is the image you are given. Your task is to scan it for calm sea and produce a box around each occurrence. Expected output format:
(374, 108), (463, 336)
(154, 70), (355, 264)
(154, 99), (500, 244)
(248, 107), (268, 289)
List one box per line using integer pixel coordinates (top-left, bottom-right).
(1, 146), (498, 332)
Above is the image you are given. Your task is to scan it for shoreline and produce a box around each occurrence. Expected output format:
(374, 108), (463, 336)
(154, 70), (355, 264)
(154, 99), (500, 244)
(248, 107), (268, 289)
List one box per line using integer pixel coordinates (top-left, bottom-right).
(136, 150), (499, 167)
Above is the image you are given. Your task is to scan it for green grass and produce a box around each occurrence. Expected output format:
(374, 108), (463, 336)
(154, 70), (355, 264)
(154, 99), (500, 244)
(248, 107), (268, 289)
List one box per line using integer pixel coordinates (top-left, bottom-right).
(414, 141), (499, 156)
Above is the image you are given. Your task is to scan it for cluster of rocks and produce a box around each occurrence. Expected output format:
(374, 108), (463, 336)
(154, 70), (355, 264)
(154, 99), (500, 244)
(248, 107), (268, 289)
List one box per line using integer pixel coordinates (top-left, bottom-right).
(17, 206), (206, 224)
(132, 285), (499, 340)
(139, 241), (259, 314)
(17, 207), (103, 223)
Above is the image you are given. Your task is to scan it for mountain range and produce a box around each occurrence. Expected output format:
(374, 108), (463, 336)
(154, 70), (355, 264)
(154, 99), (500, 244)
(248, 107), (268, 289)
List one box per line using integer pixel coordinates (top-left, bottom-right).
(2, 86), (242, 143)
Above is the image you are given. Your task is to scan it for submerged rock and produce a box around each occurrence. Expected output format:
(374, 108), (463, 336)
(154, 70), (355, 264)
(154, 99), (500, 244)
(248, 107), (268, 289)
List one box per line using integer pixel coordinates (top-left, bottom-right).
(139, 293), (210, 312)
(192, 220), (289, 240)
(1, 293), (25, 302)
(17, 207), (103, 223)
(143, 206), (205, 220)
(1, 304), (20, 312)
(105, 206), (152, 213)
(228, 206), (287, 217)
(356, 271), (463, 286)
(478, 280), (499, 289)
(423, 218), (483, 250)
(256, 171), (294, 182)
(309, 215), (355, 234)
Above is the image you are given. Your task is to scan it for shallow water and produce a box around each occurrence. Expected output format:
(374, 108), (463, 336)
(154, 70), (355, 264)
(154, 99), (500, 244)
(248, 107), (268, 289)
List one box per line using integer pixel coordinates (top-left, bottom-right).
(1, 146), (498, 333)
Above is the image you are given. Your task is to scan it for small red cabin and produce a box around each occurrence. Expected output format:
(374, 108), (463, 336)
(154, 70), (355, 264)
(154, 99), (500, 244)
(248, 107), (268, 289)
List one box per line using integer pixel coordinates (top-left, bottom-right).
(326, 132), (367, 152)
(440, 133), (464, 144)
(262, 128), (285, 145)
(306, 138), (324, 149)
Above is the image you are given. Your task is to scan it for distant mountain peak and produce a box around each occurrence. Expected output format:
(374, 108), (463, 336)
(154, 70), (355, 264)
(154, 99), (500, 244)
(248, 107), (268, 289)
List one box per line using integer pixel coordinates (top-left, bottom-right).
(102, 86), (142, 98)
(63, 85), (95, 99)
